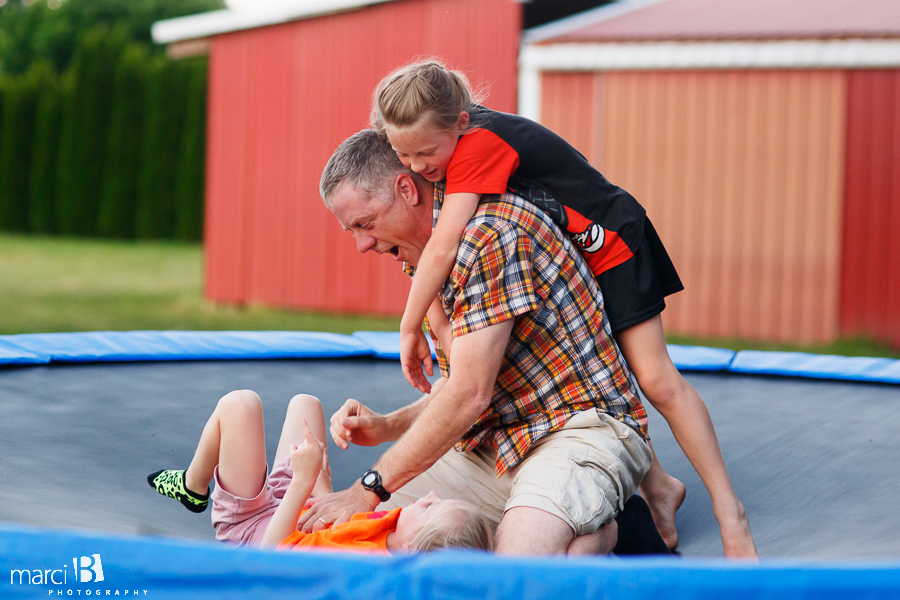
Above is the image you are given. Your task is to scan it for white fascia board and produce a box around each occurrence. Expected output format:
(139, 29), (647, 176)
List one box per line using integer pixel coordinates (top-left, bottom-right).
(521, 39), (900, 71)
(152, 0), (395, 44)
(522, 0), (673, 45)
(517, 39), (900, 121)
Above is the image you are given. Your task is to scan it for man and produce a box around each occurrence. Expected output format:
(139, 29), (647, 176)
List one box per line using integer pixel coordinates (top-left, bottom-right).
(298, 130), (652, 554)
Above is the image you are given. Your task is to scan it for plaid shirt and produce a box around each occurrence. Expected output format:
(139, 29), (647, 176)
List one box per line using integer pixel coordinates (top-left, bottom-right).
(416, 183), (648, 475)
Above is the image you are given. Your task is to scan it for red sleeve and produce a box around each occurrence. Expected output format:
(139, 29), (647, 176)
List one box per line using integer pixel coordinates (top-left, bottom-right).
(446, 128), (520, 195)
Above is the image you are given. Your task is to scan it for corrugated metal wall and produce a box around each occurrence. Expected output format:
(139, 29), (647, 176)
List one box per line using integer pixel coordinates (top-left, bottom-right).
(841, 70), (900, 348)
(204, 0), (521, 315)
(542, 69), (848, 344)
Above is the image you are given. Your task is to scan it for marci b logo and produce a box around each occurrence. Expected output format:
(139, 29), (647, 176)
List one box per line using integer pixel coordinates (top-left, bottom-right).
(74, 554), (104, 583)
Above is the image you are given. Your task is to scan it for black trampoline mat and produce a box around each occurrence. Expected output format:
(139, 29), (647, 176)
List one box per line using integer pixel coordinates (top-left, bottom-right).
(0, 358), (897, 559)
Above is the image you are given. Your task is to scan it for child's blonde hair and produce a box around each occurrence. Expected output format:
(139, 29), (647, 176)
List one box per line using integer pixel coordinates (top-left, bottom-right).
(410, 503), (495, 552)
(372, 59), (484, 135)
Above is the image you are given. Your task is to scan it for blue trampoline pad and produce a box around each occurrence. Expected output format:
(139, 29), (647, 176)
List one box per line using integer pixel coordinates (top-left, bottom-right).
(730, 350), (900, 384)
(352, 330), (436, 360)
(2, 521), (900, 600)
(0, 338), (49, 366)
(0, 330), (372, 362)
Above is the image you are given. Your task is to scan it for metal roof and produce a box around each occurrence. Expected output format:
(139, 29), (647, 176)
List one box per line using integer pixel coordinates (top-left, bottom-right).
(153, 0), (530, 44)
(151, 0), (397, 43)
(526, 0), (900, 44)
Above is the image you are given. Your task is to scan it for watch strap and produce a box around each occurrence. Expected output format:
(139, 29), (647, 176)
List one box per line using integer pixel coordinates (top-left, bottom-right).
(361, 469), (391, 502)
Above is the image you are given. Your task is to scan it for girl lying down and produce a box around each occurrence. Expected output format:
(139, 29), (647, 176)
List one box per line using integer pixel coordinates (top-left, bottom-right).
(148, 390), (493, 553)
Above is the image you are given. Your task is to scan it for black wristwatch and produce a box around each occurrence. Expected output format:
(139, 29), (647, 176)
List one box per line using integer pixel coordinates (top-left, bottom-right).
(360, 469), (391, 502)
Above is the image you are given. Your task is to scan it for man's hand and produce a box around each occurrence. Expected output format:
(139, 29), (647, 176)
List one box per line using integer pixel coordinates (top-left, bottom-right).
(400, 329), (433, 394)
(329, 399), (394, 450)
(295, 484), (376, 533)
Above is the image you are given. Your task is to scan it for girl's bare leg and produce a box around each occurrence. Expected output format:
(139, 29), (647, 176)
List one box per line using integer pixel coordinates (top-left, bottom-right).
(638, 440), (686, 550)
(274, 394), (333, 497)
(184, 390), (268, 500)
(616, 315), (757, 558)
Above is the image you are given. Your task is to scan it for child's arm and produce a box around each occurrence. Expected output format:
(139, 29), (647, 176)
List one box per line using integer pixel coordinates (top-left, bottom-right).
(425, 296), (452, 353)
(400, 192), (479, 394)
(260, 420), (325, 547)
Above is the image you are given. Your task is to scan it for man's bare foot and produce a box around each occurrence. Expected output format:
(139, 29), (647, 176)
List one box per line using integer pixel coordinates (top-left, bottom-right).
(641, 474), (686, 551)
(719, 503), (758, 559)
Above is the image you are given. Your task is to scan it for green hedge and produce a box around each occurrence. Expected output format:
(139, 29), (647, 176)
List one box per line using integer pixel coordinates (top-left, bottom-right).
(56, 26), (125, 237)
(98, 43), (147, 238)
(0, 27), (207, 241)
(0, 68), (40, 232)
(136, 55), (185, 239)
(28, 61), (60, 234)
(174, 58), (207, 242)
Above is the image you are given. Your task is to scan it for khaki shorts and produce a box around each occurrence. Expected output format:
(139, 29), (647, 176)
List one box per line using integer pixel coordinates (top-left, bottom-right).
(380, 409), (651, 536)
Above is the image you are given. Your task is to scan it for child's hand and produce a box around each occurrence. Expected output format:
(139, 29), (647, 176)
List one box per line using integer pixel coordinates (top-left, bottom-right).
(289, 419), (325, 482)
(400, 328), (433, 394)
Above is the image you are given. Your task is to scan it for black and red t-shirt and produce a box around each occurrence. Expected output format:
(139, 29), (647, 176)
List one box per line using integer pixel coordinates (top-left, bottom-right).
(445, 106), (646, 277)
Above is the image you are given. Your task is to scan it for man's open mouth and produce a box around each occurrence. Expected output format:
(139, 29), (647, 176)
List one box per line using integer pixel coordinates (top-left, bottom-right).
(389, 246), (400, 258)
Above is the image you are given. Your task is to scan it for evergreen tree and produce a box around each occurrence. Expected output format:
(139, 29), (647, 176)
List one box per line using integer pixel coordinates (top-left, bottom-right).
(0, 64), (44, 232)
(173, 58), (207, 242)
(1, 0), (219, 241)
(0, 0), (225, 76)
(135, 55), (186, 239)
(98, 42), (147, 238)
(0, 78), (7, 229)
(27, 59), (59, 234)
(55, 25), (126, 236)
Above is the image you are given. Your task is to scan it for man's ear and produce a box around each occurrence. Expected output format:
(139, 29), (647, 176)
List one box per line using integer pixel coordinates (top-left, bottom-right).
(395, 173), (419, 207)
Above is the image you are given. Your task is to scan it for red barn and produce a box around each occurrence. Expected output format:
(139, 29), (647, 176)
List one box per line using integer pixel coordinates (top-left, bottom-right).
(520, 0), (900, 347)
(153, 0), (521, 315)
(156, 0), (900, 349)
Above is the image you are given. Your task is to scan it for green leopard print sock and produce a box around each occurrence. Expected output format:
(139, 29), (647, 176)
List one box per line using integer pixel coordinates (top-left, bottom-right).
(147, 469), (210, 514)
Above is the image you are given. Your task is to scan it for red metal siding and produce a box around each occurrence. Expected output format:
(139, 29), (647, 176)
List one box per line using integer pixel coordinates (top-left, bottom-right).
(204, 35), (252, 304)
(542, 69), (848, 345)
(204, 0), (521, 315)
(841, 70), (900, 348)
(540, 71), (605, 166)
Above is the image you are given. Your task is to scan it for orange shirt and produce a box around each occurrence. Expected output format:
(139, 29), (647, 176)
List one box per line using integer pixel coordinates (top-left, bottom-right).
(278, 508), (402, 554)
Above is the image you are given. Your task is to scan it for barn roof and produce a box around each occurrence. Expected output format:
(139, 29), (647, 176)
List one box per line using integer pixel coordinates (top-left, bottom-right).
(151, 0), (397, 44)
(525, 0), (900, 44)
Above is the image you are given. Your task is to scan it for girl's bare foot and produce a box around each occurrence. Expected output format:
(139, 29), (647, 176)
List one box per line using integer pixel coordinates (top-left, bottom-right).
(720, 503), (758, 559)
(642, 474), (686, 551)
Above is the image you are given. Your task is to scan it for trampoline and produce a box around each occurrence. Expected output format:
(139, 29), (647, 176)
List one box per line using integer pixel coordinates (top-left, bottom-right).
(1, 331), (899, 598)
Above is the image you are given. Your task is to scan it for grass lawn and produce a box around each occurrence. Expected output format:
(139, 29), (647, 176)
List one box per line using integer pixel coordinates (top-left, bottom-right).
(0, 234), (400, 335)
(1, 233), (897, 359)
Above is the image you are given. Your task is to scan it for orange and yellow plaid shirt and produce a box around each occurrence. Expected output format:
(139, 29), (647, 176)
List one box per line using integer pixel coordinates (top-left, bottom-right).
(423, 183), (648, 475)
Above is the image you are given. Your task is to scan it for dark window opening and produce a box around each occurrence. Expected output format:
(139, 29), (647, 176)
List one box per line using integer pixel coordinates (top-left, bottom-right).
(522, 0), (616, 29)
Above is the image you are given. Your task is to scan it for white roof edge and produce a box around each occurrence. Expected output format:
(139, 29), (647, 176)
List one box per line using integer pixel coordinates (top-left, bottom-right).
(519, 39), (900, 70)
(522, 0), (673, 45)
(151, 0), (395, 44)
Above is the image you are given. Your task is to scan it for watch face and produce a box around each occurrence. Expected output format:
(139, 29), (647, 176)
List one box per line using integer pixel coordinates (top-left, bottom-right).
(362, 472), (377, 486)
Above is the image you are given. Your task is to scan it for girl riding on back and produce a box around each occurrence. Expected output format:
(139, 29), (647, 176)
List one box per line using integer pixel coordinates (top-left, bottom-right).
(372, 59), (757, 559)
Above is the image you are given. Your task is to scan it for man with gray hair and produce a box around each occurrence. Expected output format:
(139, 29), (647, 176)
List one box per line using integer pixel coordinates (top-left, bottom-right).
(299, 129), (653, 555)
